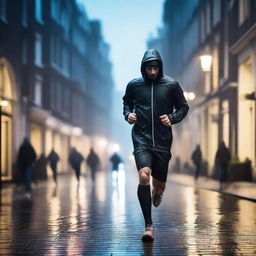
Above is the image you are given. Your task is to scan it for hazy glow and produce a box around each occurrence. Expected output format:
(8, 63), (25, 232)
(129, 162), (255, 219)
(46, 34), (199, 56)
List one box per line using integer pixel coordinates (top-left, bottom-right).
(78, 0), (164, 91)
(97, 137), (108, 148)
(112, 143), (120, 152)
(46, 117), (58, 129)
(72, 127), (83, 136)
(61, 125), (71, 135)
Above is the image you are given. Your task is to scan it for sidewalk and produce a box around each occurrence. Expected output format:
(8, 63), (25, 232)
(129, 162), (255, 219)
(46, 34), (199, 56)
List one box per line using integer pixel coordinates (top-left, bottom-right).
(169, 173), (256, 201)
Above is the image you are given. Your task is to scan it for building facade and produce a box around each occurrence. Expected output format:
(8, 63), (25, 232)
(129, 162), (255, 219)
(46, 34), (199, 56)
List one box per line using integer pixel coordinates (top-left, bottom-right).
(148, 0), (256, 178)
(0, 0), (114, 181)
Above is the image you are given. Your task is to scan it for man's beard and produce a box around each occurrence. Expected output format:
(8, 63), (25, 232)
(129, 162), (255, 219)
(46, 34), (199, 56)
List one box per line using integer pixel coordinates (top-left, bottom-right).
(149, 75), (157, 80)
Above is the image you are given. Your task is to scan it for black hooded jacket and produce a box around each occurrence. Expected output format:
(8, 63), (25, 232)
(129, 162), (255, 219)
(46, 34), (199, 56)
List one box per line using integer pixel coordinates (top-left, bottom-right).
(123, 49), (189, 151)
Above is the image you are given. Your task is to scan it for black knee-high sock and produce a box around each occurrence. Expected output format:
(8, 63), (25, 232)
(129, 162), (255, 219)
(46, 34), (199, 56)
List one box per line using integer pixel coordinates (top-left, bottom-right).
(137, 184), (152, 226)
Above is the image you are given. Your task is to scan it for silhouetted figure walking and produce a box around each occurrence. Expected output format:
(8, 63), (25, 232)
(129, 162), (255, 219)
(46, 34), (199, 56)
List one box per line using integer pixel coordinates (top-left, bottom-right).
(69, 148), (84, 183)
(191, 144), (202, 181)
(215, 141), (231, 190)
(47, 149), (60, 184)
(86, 148), (100, 182)
(17, 137), (37, 199)
(110, 152), (123, 172)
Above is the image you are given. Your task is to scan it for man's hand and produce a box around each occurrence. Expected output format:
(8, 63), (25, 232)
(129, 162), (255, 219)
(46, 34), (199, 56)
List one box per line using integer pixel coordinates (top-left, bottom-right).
(128, 113), (137, 124)
(159, 115), (172, 127)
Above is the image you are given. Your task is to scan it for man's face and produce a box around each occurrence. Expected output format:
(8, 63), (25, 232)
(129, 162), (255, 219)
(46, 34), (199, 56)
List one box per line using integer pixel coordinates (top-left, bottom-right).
(145, 66), (160, 80)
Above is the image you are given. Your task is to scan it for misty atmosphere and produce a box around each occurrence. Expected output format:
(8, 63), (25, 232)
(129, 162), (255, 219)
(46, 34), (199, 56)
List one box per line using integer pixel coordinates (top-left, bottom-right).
(0, 0), (256, 255)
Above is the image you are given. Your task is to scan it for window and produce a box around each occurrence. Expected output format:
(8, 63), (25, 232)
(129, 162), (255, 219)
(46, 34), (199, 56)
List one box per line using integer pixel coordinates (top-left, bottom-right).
(63, 87), (69, 115)
(50, 79), (56, 109)
(0, 0), (7, 22)
(213, 0), (221, 27)
(206, 3), (211, 35)
(62, 46), (69, 75)
(22, 39), (27, 64)
(34, 33), (43, 66)
(34, 76), (43, 106)
(56, 81), (62, 112)
(200, 11), (205, 42)
(239, 0), (250, 25)
(22, 0), (28, 27)
(35, 0), (43, 23)
(51, 0), (59, 20)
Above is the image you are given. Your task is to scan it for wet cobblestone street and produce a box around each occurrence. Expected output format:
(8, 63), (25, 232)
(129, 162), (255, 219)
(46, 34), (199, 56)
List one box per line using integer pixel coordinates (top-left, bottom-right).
(1, 169), (256, 255)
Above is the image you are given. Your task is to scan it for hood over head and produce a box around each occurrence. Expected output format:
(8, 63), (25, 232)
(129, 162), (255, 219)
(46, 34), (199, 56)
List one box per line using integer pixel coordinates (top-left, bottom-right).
(141, 49), (163, 81)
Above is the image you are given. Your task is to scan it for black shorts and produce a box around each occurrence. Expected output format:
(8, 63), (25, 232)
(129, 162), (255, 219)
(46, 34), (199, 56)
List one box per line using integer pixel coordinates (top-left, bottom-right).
(134, 146), (171, 183)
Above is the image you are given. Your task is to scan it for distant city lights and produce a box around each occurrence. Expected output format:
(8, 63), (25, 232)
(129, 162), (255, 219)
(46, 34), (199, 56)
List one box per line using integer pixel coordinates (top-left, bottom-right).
(184, 91), (196, 101)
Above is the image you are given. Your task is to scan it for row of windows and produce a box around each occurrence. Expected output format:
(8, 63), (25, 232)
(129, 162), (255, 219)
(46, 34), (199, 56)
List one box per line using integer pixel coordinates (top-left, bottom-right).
(200, 0), (221, 43)
(21, 32), (87, 90)
(0, 0), (43, 25)
(72, 28), (87, 55)
(50, 79), (69, 115)
(71, 55), (86, 89)
(200, 0), (251, 44)
(51, 0), (70, 37)
(50, 36), (70, 75)
(50, 79), (86, 126)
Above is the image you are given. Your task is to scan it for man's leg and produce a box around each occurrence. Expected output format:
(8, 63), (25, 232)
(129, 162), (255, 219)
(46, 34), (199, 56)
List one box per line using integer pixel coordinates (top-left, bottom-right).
(138, 167), (152, 226)
(138, 167), (154, 241)
(152, 178), (165, 207)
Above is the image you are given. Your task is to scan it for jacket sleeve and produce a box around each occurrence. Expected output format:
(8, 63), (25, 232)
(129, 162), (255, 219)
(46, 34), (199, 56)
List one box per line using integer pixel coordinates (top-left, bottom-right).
(122, 82), (134, 121)
(168, 81), (189, 124)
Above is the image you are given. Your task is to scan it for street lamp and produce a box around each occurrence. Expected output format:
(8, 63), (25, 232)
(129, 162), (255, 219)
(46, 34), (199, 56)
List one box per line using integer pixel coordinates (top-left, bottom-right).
(200, 55), (212, 94)
(0, 99), (9, 190)
(200, 55), (212, 72)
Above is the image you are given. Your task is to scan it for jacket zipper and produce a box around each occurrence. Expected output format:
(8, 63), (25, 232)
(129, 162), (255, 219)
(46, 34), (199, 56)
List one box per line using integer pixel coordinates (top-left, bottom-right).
(151, 82), (155, 147)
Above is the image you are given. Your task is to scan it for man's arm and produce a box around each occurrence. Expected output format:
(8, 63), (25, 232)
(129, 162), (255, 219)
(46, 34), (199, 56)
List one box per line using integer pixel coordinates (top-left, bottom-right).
(168, 81), (189, 125)
(122, 82), (135, 121)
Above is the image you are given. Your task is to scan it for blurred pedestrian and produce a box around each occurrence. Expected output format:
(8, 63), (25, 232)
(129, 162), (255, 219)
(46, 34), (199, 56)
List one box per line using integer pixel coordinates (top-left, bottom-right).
(86, 148), (100, 182)
(123, 49), (189, 241)
(69, 148), (84, 183)
(47, 149), (60, 184)
(110, 152), (123, 172)
(17, 137), (37, 199)
(215, 141), (231, 190)
(191, 144), (202, 181)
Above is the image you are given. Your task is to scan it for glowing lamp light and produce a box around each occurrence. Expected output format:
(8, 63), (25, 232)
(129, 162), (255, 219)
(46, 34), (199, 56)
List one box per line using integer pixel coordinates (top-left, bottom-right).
(188, 92), (195, 101)
(200, 55), (212, 72)
(0, 100), (9, 107)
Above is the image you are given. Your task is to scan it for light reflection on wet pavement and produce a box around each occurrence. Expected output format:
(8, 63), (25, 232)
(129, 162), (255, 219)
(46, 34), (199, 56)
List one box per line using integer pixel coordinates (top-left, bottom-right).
(1, 169), (256, 255)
